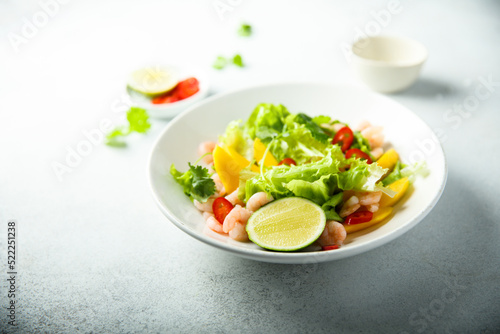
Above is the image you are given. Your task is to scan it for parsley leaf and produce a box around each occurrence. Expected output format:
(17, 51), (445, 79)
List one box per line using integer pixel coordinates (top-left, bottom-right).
(106, 107), (151, 146)
(232, 54), (244, 67)
(238, 23), (252, 37)
(170, 163), (216, 202)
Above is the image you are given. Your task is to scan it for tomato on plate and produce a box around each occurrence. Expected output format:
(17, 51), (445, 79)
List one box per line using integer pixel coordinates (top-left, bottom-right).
(332, 126), (354, 152)
(322, 245), (339, 250)
(175, 77), (200, 100)
(213, 197), (234, 224)
(278, 158), (297, 166)
(150, 77), (200, 104)
(345, 148), (372, 164)
(152, 95), (180, 104)
(344, 211), (373, 225)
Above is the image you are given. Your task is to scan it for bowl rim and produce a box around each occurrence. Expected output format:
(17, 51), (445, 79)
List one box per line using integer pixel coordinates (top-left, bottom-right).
(147, 81), (448, 263)
(352, 35), (428, 68)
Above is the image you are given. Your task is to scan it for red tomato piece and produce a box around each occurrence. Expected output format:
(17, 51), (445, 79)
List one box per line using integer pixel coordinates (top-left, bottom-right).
(345, 148), (372, 164)
(175, 77), (200, 100)
(332, 126), (354, 152)
(278, 158), (297, 166)
(345, 211), (373, 225)
(212, 197), (234, 224)
(152, 95), (179, 104)
(322, 245), (339, 251)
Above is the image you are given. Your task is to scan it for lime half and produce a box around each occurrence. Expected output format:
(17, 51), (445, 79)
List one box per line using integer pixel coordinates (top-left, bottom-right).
(246, 197), (326, 252)
(127, 66), (178, 96)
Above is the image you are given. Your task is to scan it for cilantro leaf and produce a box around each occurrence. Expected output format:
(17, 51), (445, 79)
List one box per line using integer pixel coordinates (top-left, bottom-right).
(232, 54), (244, 67)
(213, 56), (228, 70)
(106, 107), (151, 146)
(127, 107), (151, 133)
(238, 23), (252, 37)
(170, 163), (216, 202)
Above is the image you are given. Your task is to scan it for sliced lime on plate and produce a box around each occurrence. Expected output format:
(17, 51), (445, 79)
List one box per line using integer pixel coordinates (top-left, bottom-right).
(127, 66), (179, 96)
(246, 197), (326, 251)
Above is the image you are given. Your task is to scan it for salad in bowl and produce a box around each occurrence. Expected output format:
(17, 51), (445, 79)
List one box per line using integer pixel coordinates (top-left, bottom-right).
(170, 103), (427, 252)
(148, 82), (446, 263)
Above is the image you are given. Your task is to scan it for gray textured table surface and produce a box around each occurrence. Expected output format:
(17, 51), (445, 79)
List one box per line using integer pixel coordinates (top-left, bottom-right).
(1, 0), (499, 333)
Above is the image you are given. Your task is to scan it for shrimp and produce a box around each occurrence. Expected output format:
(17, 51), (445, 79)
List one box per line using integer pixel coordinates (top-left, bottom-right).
(370, 147), (384, 160)
(202, 211), (214, 221)
(246, 192), (274, 212)
(228, 222), (249, 241)
(358, 191), (382, 206)
(366, 204), (379, 213)
(318, 220), (347, 247)
(222, 205), (252, 234)
(206, 216), (224, 233)
(361, 125), (385, 149)
(198, 141), (217, 165)
(356, 120), (372, 132)
(194, 198), (215, 213)
(225, 189), (245, 206)
(340, 195), (360, 218)
(212, 173), (225, 197)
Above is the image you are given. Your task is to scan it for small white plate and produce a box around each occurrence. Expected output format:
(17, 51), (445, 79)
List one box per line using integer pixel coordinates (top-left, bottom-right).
(127, 66), (209, 119)
(148, 82), (447, 264)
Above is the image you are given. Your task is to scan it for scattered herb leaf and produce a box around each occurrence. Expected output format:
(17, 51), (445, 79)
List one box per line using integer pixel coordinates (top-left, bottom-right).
(213, 56), (228, 70)
(238, 23), (252, 37)
(106, 107), (151, 147)
(232, 54), (244, 67)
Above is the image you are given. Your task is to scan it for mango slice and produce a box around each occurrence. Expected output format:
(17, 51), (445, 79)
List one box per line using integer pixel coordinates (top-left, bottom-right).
(253, 138), (278, 167)
(379, 177), (410, 207)
(377, 148), (399, 171)
(344, 206), (393, 234)
(213, 145), (259, 194)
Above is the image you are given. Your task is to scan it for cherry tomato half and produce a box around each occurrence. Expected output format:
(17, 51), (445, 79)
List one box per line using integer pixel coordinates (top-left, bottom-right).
(322, 245), (339, 251)
(212, 197), (234, 224)
(344, 211), (373, 225)
(175, 77), (200, 100)
(345, 148), (372, 164)
(278, 158), (297, 166)
(152, 95), (180, 104)
(332, 126), (354, 152)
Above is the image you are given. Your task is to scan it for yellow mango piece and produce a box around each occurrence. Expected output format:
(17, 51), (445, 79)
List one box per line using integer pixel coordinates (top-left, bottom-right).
(379, 177), (410, 207)
(253, 138), (278, 167)
(377, 148), (399, 171)
(344, 207), (393, 234)
(226, 146), (260, 173)
(213, 145), (249, 194)
(213, 145), (260, 194)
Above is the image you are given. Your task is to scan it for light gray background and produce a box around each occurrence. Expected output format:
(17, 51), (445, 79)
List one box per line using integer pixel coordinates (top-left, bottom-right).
(1, 0), (499, 333)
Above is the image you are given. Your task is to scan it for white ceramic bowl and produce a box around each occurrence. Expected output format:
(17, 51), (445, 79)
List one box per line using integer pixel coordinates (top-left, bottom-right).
(148, 82), (447, 264)
(351, 35), (428, 93)
(127, 66), (209, 119)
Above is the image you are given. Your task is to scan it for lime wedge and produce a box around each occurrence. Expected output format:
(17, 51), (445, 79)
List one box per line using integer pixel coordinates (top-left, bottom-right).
(127, 66), (178, 96)
(246, 197), (326, 251)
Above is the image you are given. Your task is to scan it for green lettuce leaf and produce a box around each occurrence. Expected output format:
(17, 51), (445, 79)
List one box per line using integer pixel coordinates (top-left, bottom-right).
(321, 192), (344, 221)
(268, 127), (331, 165)
(244, 146), (346, 202)
(286, 113), (330, 143)
(219, 120), (253, 160)
(285, 175), (333, 205)
(170, 163), (216, 202)
(350, 131), (372, 156)
(244, 103), (290, 142)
